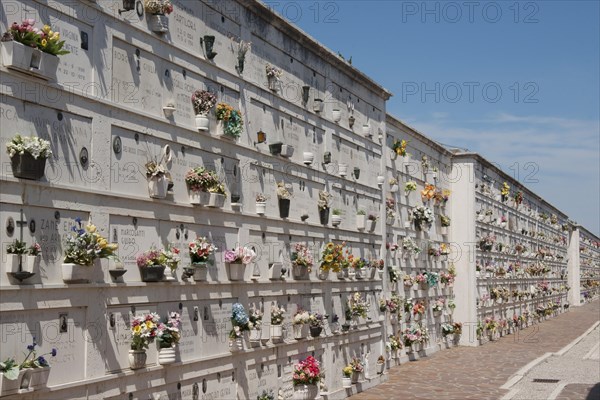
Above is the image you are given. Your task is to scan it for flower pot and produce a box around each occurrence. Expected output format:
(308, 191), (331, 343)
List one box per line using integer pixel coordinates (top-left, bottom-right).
(353, 167), (361, 179)
(377, 175), (385, 186)
(317, 269), (329, 280)
(293, 324), (305, 340)
(140, 265), (166, 282)
(195, 113), (210, 131)
(28, 367), (50, 389)
(362, 124), (371, 137)
(390, 184), (399, 193)
(189, 190), (210, 205)
(414, 313), (423, 322)
(129, 349), (147, 369)
(386, 216), (395, 226)
(319, 208), (330, 225)
(281, 145), (295, 158)
(158, 346), (177, 365)
(348, 115), (356, 128)
(303, 152), (314, 165)
(38, 52), (59, 80)
(356, 214), (366, 230)
(24, 255), (39, 274)
(249, 328), (262, 344)
(256, 201), (267, 215)
(229, 337), (244, 352)
(354, 269), (364, 279)
(323, 152), (332, 164)
(10, 153), (47, 180)
(1, 41), (42, 73)
(433, 310), (442, 318)
(279, 198), (291, 218)
(366, 219), (376, 232)
(338, 163), (348, 177)
(270, 324), (283, 342)
(268, 75), (278, 91)
(351, 371), (360, 383)
(292, 264), (308, 280)
(309, 326), (322, 338)
(62, 263), (94, 284)
(208, 193), (226, 208)
(163, 267), (177, 282)
(19, 369), (33, 390)
(6, 254), (21, 273)
(440, 226), (448, 235)
(332, 109), (342, 123)
(377, 362), (385, 374)
(269, 262), (284, 280)
(192, 263), (208, 282)
(293, 384), (318, 400)
(331, 214), (342, 227)
(227, 262), (245, 281)
(269, 142), (283, 155)
(342, 376), (352, 388)
(148, 175), (168, 199)
(148, 14), (169, 33)
(313, 99), (324, 113)
(369, 267), (377, 279)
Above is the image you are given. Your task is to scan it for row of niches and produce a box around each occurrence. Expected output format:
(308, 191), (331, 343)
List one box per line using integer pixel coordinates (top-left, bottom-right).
(476, 282), (568, 303)
(475, 183), (569, 231)
(475, 257), (565, 278)
(476, 227), (567, 260)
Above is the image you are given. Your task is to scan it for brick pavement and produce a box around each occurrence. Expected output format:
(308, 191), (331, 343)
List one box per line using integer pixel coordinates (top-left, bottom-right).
(351, 301), (600, 400)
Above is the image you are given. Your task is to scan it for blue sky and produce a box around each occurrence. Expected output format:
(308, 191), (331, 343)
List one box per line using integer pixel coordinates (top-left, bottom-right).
(270, 0), (600, 236)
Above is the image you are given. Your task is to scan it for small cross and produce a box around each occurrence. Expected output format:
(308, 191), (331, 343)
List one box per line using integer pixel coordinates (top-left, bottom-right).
(15, 209), (27, 270)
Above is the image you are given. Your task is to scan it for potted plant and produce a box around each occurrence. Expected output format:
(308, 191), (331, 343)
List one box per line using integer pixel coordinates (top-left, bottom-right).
(366, 213), (377, 231)
(347, 292), (369, 327)
(160, 244), (181, 281)
(255, 193), (267, 215)
(146, 161), (168, 199)
(376, 355), (386, 374)
(215, 102), (243, 140)
(291, 243), (313, 279)
(136, 248), (169, 282)
(351, 257), (366, 279)
(187, 237), (216, 282)
(185, 166), (226, 207)
(14, 339), (56, 390)
(410, 205), (434, 231)
(342, 365), (353, 388)
(191, 89), (217, 131)
(319, 242), (343, 280)
(330, 314), (340, 334)
(224, 246), (256, 281)
(277, 181), (292, 218)
(440, 214), (451, 235)
(432, 298), (445, 318)
(389, 178), (399, 193)
(356, 210), (366, 230)
(317, 190), (332, 225)
(292, 309), (309, 339)
(308, 312), (325, 338)
(331, 209), (343, 227)
(385, 198), (396, 225)
(369, 259), (384, 279)
(270, 304), (285, 342)
(5, 239), (27, 274)
(229, 303), (250, 352)
(62, 218), (118, 283)
(248, 306), (263, 345)
(143, 0), (173, 33)
(292, 356), (320, 400)
(0, 358), (22, 396)
(235, 40), (251, 74)
(6, 134), (52, 180)
(156, 312), (181, 365)
(130, 313), (160, 369)
(349, 357), (364, 383)
(265, 64), (282, 91)
(391, 138), (408, 159)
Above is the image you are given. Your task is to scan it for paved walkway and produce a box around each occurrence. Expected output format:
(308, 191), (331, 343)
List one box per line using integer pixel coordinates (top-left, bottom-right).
(351, 301), (600, 400)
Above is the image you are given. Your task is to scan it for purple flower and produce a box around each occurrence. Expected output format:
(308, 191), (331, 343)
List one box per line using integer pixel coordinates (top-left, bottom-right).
(51, 348), (57, 357)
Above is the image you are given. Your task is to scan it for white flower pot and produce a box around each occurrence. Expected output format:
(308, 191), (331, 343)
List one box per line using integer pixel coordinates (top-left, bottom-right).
(342, 376), (352, 388)
(362, 124), (371, 137)
(158, 346), (177, 365)
(440, 226), (448, 235)
(0, 41), (42, 74)
(293, 324), (305, 340)
(195, 113), (210, 131)
(0, 370), (24, 395)
(390, 184), (399, 193)
(38, 52), (59, 81)
(281, 145), (295, 158)
(163, 267), (177, 282)
(249, 328), (262, 344)
(189, 190), (209, 205)
(302, 152), (314, 165)
(366, 219), (376, 232)
(377, 362), (385, 374)
(62, 263), (93, 284)
(293, 384), (318, 400)
(313, 99), (324, 113)
(6, 254), (21, 273)
(148, 175), (168, 199)
(269, 262), (284, 280)
(354, 269), (364, 279)
(129, 349), (147, 369)
(338, 163), (348, 177)
(332, 109), (342, 122)
(351, 371), (360, 383)
(192, 264), (208, 282)
(28, 367), (50, 389)
(331, 215), (342, 227)
(356, 214), (366, 230)
(148, 14), (169, 33)
(270, 324), (283, 342)
(208, 193), (226, 208)
(229, 337), (244, 352)
(377, 176), (385, 186)
(256, 201), (266, 215)
(227, 263), (245, 281)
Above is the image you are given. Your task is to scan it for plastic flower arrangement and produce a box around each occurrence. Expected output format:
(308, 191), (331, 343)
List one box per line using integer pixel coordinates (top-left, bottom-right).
(270, 304), (285, 325)
(453, 322), (463, 335)
(136, 246), (179, 270)
(131, 313), (160, 350)
(4, 19), (42, 47)
(403, 274), (414, 287)
(378, 299), (388, 312)
(143, 0), (174, 15)
(308, 312), (325, 328)
(403, 298), (414, 313)
(514, 191), (523, 205)
(347, 292), (369, 318)
(161, 244), (181, 271)
(292, 309), (310, 325)
(319, 242), (344, 273)
(352, 257), (367, 271)
(369, 259), (384, 270)
(484, 316), (498, 332)
(391, 138), (408, 156)
(342, 365), (353, 378)
(388, 267), (400, 283)
(292, 356), (321, 385)
(248, 305), (263, 330)
(257, 390), (275, 400)
(291, 243), (314, 271)
(185, 166), (225, 195)
(6, 239), (27, 255)
(29, 243), (41, 256)
(414, 273), (426, 284)
(421, 183), (436, 202)
(387, 294), (401, 314)
(432, 298), (445, 312)
(6, 134), (52, 160)
(441, 323), (454, 337)
(412, 300), (425, 316)
(349, 357), (364, 373)
(230, 303), (250, 339)
(265, 64), (283, 79)
(387, 242), (399, 252)
(157, 312), (181, 348)
(38, 24), (69, 56)
(410, 206), (434, 228)
(501, 182), (510, 201)
(387, 334), (402, 351)
(404, 181), (417, 195)
(215, 102), (244, 139)
(224, 246), (256, 265)
(15, 338), (57, 372)
(479, 234), (496, 252)
(64, 218), (118, 266)
(402, 237), (420, 257)
(188, 237), (217, 264)
(402, 323), (429, 346)
(448, 300), (456, 310)
(191, 89), (217, 115)
(317, 190), (332, 211)
(440, 214), (451, 227)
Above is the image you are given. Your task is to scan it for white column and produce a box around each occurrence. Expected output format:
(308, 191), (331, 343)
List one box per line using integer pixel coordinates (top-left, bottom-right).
(567, 225), (581, 306)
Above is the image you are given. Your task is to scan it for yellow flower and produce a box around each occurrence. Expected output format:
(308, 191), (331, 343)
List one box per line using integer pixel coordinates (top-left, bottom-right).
(43, 25), (51, 34)
(107, 243), (119, 251)
(98, 238), (107, 249)
(41, 39), (47, 47)
(132, 325), (141, 334)
(326, 242), (334, 250)
(52, 32), (60, 40)
(87, 224), (97, 233)
(145, 321), (155, 329)
(325, 255), (333, 263)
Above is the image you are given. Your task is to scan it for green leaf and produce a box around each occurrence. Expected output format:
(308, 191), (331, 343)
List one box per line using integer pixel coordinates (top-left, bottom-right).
(3, 366), (20, 380)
